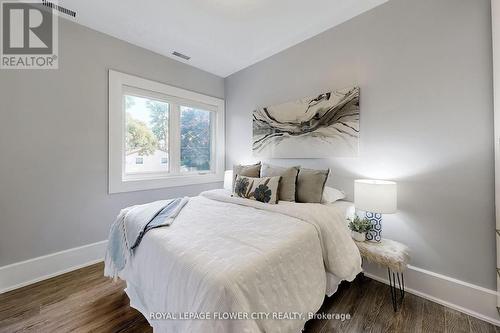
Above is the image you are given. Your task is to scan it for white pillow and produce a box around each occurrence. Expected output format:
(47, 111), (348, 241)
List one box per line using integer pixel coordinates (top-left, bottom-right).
(223, 170), (234, 190)
(321, 186), (346, 204)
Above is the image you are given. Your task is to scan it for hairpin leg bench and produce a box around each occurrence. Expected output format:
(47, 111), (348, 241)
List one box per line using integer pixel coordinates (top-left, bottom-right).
(354, 238), (410, 311)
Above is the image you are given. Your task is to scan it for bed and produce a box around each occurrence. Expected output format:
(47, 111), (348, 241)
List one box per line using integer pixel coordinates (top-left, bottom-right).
(105, 189), (362, 333)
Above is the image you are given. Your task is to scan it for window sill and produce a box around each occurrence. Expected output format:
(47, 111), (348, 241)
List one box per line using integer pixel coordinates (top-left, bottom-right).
(109, 172), (224, 194)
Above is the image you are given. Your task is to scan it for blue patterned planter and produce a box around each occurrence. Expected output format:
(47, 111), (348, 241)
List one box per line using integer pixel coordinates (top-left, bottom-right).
(365, 211), (382, 242)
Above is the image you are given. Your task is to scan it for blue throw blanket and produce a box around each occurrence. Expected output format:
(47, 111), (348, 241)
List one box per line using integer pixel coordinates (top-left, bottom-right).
(104, 197), (189, 278)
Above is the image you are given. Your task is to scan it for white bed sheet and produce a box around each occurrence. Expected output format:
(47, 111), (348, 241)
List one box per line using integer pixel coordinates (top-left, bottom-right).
(116, 190), (360, 333)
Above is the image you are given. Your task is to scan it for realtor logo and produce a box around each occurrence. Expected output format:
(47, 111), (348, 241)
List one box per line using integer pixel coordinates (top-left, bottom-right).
(1, 1), (58, 69)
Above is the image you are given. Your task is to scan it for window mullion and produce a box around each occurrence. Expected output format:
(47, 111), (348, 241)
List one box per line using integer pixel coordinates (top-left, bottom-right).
(210, 111), (216, 173)
(169, 103), (181, 174)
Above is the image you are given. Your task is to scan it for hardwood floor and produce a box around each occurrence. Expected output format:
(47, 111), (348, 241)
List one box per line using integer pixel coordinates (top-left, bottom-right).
(0, 262), (497, 333)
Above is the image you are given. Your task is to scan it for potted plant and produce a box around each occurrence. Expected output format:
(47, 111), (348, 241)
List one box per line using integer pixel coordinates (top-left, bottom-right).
(347, 215), (373, 242)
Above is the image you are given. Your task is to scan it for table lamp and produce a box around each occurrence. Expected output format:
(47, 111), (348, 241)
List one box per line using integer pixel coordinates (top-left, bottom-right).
(354, 179), (397, 242)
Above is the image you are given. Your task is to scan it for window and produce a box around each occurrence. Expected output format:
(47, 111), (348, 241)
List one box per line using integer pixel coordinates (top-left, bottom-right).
(109, 70), (225, 193)
(180, 106), (212, 172)
(125, 93), (169, 174)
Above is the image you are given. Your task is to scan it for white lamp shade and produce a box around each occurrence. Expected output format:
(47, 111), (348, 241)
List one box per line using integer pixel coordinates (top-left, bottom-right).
(223, 170), (234, 190)
(354, 179), (397, 214)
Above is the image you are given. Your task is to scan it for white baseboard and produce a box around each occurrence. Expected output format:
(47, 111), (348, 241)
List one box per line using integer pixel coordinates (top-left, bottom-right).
(0, 241), (498, 328)
(363, 263), (500, 327)
(0, 240), (107, 294)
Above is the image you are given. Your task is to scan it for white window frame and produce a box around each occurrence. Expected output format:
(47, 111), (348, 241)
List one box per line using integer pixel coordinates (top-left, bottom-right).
(109, 70), (225, 194)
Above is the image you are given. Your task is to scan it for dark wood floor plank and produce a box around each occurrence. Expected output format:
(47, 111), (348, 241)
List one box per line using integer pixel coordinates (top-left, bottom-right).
(345, 279), (388, 333)
(320, 275), (371, 332)
(0, 263), (132, 333)
(383, 293), (423, 333)
(367, 281), (401, 333)
(445, 307), (469, 333)
(422, 299), (445, 333)
(469, 316), (497, 333)
(0, 262), (496, 333)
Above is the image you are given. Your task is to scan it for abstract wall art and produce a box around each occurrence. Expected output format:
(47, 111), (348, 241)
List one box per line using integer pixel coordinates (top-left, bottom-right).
(252, 86), (360, 158)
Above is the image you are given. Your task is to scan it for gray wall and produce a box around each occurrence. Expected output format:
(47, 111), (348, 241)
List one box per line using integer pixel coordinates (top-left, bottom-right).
(0, 19), (224, 266)
(225, 0), (495, 289)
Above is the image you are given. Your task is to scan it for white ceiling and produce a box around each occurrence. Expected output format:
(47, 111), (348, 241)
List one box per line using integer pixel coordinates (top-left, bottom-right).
(60, 0), (387, 77)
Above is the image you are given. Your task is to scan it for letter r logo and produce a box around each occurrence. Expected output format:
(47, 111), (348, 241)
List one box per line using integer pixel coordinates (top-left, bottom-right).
(2, 2), (53, 54)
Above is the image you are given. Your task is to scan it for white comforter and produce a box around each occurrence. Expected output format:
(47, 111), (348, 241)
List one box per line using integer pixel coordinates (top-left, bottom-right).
(116, 189), (361, 333)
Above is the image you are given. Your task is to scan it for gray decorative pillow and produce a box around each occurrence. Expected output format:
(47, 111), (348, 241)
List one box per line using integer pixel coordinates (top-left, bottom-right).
(260, 163), (299, 202)
(296, 168), (330, 203)
(233, 175), (281, 204)
(233, 162), (261, 190)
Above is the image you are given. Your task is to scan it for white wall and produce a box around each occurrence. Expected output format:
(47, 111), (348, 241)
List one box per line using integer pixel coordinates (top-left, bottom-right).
(0, 18), (224, 267)
(225, 0), (495, 289)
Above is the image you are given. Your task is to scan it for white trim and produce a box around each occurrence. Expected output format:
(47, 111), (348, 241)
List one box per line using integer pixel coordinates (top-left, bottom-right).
(0, 240), (107, 294)
(491, 0), (500, 313)
(170, 101), (181, 174)
(108, 70), (225, 194)
(363, 263), (500, 327)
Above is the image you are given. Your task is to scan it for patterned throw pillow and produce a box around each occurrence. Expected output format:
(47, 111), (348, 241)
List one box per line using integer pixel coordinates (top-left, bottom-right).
(233, 175), (281, 204)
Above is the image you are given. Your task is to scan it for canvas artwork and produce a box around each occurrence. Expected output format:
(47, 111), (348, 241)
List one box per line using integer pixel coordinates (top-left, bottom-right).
(252, 86), (360, 158)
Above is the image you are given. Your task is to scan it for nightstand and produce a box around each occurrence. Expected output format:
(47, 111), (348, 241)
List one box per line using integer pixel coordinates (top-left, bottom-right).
(354, 238), (410, 311)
